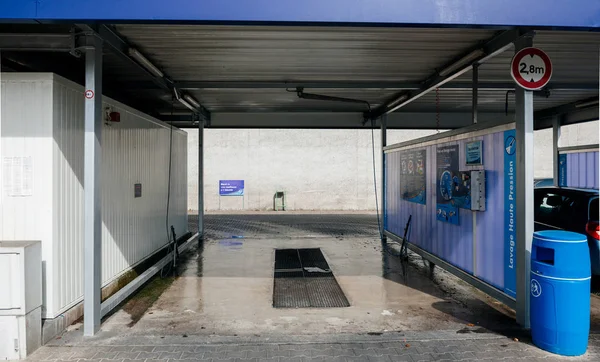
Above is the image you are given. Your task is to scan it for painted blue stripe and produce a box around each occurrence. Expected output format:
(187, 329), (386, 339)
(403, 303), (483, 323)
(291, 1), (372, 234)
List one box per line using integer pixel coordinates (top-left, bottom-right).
(1, 0), (599, 28)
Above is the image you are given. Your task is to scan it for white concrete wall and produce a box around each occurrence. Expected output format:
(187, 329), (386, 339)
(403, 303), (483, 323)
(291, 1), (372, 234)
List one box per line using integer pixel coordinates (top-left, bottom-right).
(533, 120), (600, 178)
(188, 121), (599, 211)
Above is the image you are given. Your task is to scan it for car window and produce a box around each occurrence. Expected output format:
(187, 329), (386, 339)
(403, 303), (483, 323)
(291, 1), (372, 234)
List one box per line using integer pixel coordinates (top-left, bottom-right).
(535, 191), (562, 227)
(534, 191), (583, 231)
(590, 198), (599, 221)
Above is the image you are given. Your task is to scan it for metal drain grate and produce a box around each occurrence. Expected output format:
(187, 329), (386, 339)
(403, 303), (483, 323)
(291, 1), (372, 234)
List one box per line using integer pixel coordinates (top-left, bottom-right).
(273, 248), (350, 308)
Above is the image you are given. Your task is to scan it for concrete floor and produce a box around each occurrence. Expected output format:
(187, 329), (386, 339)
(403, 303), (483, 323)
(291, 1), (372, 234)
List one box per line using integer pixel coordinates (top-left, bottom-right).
(96, 214), (527, 337)
(30, 214), (600, 361)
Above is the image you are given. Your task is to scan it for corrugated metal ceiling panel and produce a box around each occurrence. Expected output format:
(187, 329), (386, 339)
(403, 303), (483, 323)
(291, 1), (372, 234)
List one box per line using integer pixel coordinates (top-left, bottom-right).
(182, 88), (597, 113)
(114, 25), (497, 82)
(456, 31), (600, 83)
(112, 25), (598, 115)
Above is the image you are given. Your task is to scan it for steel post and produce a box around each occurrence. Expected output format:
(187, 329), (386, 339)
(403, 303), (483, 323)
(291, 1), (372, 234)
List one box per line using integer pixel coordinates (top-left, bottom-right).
(381, 115), (387, 240)
(198, 118), (204, 239)
(552, 116), (561, 186)
(514, 35), (535, 329)
(472, 64), (479, 124)
(83, 34), (103, 337)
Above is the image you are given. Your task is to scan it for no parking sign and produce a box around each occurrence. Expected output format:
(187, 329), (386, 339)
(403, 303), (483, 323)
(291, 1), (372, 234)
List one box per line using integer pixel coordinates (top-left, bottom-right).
(510, 47), (553, 90)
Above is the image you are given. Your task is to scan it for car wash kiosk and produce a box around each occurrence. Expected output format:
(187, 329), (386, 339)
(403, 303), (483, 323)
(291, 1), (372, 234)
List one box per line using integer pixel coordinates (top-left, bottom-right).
(1, 0), (599, 341)
(382, 42), (597, 331)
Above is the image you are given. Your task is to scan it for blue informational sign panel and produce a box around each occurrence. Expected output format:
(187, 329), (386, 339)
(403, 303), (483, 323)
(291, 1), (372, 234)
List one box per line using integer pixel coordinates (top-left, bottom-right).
(385, 126), (519, 300)
(558, 153), (567, 187)
(465, 140), (483, 166)
(436, 145), (459, 224)
(503, 130), (517, 298)
(219, 180), (244, 196)
(400, 149), (426, 204)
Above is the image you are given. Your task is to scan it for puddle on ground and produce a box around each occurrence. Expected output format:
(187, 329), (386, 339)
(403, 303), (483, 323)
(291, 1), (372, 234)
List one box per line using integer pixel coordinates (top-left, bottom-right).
(219, 240), (244, 251)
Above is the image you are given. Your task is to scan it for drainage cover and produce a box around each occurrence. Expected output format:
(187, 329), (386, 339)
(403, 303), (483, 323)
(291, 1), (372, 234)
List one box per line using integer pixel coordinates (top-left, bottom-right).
(273, 248), (350, 308)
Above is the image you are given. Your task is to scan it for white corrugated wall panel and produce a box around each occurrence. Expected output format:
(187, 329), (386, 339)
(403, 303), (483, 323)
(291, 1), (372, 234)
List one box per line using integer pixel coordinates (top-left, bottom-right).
(1, 73), (188, 318)
(0, 74), (57, 316)
(52, 75), (188, 316)
(51, 81), (85, 314)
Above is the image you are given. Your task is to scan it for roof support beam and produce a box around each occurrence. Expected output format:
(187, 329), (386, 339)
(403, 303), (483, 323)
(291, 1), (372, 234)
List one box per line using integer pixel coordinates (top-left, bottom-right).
(534, 96), (599, 120)
(368, 28), (532, 120)
(161, 111), (513, 129)
(0, 33), (74, 52)
(534, 96), (599, 129)
(171, 80), (598, 91)
(76, 24), (210, 121)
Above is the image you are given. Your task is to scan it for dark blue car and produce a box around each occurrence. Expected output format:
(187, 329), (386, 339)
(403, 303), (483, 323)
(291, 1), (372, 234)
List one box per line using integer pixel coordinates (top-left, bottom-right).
(534, 187), (600, 275)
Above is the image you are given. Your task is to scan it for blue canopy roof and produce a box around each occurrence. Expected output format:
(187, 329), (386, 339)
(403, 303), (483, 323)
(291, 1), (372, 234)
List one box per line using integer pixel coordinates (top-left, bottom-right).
(2, 0), (600, 29)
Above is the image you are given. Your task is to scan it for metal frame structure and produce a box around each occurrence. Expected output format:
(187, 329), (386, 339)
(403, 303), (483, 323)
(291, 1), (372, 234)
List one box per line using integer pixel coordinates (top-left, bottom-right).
(170, 81), (598, 91)
(382, 119), (526, 325)
(385, 231), (517, 309)
(553, 117), (561, 186)
(513, 35), (535, 329)
(369, 29), (532, 120)
(82, 33), (103, 336)
(0, 0), (598, 337)
(198, 118), (204, 239)
(77, 24), (210, 121)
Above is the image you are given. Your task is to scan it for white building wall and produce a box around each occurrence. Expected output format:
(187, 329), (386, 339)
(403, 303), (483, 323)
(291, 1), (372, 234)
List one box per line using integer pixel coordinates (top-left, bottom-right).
(187, 121), (599, 211)
(1, 73), (188, 318)
(186, 128), (440, 211)
(0, 75), (57, 315)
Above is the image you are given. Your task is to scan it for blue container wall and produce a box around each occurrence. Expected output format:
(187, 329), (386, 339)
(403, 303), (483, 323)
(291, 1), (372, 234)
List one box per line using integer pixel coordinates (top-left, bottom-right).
(562, 151), (599, 189)
(386, 129), (511, 293)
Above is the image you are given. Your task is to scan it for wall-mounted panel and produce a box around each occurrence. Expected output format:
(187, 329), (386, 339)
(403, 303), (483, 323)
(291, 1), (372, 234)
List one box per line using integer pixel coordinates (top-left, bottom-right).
(385, 123), (516, 299)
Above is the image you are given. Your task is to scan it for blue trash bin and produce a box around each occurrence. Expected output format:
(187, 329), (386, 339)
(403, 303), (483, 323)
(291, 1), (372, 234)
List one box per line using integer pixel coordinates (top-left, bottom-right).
(530, 230), (591, 356)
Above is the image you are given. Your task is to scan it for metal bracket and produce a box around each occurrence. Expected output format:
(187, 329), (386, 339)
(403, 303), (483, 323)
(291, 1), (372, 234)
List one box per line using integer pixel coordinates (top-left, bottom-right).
(69, 28), (83, 58)
(69, 29), (103, 56)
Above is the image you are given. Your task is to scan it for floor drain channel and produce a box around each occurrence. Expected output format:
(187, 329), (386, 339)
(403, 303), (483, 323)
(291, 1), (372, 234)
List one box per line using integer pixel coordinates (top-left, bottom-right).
(273, 248), (350, 308)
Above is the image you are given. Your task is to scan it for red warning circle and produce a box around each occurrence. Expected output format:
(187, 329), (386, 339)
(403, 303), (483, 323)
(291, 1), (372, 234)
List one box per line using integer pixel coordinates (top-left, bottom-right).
(510, 47), (552, 91)
(85, 90), (95, 99)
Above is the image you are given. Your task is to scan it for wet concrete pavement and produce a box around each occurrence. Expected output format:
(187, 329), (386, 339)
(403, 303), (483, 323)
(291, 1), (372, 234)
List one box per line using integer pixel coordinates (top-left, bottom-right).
(29, 213), (600, 361)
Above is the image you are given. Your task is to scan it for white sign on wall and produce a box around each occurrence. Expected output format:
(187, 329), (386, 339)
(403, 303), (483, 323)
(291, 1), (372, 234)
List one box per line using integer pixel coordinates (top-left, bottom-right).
(2, 157), (33, 197)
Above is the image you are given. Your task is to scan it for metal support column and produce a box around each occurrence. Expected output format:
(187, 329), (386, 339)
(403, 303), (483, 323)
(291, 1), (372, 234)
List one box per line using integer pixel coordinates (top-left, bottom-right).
(472, 64), (479, 124)
(380, 115), (387, 240)
(198, 118), (204, 239)
(514, 35), (534, 329)
(552, 116), (561, 186)
(83, 34), (103, 336)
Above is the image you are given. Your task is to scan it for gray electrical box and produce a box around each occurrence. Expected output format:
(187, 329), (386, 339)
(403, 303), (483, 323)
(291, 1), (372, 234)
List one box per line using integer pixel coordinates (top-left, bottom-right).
(470, 170), (486, 211)
(0, 241), (42, 360)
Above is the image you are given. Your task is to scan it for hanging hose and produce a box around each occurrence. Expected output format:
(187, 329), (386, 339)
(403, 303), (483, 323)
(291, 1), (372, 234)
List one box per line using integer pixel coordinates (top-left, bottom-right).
(369, 116), (383, 241)
(161, 99), (176, 278)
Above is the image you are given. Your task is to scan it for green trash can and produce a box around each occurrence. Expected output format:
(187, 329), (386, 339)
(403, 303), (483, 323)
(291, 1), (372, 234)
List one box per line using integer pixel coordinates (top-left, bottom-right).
(274, 191), (286, 211)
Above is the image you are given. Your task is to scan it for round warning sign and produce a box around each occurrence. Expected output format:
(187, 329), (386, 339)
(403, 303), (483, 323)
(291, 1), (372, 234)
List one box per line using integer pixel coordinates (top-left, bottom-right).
(510, 47), (552, 90)
(85, 90), (95, 99)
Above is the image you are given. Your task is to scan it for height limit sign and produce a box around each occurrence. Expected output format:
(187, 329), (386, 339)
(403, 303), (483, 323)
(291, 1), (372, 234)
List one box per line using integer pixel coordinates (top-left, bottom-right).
(510, 47), (552, 90)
